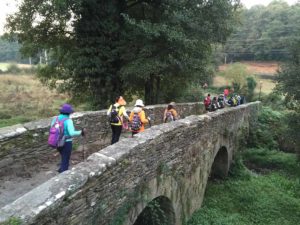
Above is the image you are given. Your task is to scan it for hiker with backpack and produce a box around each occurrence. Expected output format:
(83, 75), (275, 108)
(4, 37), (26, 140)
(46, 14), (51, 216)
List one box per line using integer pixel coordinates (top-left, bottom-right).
(107, 96), (129, 144)
(163, 102), (178, 123)
(204, 94), (211, 111)
(129, 99), (149, 136)
(48, 103), (85, 173)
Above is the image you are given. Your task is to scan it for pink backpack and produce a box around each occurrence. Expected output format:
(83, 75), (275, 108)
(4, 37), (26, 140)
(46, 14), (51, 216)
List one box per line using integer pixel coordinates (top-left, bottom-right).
(48, 117), (69, 148)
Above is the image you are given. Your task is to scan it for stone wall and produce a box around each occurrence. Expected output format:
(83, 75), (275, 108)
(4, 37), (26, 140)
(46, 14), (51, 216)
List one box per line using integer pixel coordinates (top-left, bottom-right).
(0, 103), (204, 177)
(0, 102), (260, 225)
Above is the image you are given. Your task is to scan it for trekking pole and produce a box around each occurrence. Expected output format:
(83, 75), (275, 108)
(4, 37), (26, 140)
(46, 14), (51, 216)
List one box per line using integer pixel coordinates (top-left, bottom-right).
(148, 116), (152, 127)
(81, 135), (86, 162)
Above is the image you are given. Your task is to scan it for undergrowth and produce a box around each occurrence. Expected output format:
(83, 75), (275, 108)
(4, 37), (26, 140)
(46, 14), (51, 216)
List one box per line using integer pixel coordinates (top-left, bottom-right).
(186, 148), (300, 225)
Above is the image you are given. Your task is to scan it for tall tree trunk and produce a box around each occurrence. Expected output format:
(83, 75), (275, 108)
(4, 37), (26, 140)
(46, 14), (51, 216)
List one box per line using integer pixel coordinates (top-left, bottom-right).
(155, 76), (160, 104)
(145, 74), (154, 105)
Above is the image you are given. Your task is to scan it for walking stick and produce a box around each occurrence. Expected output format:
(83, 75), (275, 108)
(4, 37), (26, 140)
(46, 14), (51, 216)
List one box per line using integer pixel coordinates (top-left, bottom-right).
(148, 116), (152, 127)
(81, 135), (86, 161)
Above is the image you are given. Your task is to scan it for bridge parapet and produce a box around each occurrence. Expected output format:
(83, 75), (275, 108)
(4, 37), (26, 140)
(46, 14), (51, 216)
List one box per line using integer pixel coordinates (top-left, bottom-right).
(0, 102), (260, 225)
(0, 102), (204, 178)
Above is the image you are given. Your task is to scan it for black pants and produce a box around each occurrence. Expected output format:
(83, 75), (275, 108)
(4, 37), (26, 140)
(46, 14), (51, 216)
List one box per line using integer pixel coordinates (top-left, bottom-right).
(111, 125), (122, 144)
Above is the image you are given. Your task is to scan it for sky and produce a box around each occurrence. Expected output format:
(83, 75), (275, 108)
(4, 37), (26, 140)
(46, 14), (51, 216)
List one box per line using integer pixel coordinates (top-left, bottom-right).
(0, 0), (299, 34)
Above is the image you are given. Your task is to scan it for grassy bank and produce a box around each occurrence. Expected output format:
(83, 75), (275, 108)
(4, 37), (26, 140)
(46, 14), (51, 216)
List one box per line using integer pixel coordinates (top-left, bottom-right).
(186, 149), (300, 225)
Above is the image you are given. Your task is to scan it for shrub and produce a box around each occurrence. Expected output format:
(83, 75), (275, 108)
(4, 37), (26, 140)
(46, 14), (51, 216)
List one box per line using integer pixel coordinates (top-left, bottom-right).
(246, 76), (257, 101)
(6, 63), (21, 74)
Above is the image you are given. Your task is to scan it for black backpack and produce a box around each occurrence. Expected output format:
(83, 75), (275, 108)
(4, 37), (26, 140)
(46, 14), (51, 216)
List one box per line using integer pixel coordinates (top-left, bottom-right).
(110, 105), (121, 123)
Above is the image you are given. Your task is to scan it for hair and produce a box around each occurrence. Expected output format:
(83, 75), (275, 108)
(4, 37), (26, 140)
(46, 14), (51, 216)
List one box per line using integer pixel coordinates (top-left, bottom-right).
(208, 94), (211, 96)
(115, 96), (120, 103)
(61, 113), (70, 116)
(167, 104), (173, 110)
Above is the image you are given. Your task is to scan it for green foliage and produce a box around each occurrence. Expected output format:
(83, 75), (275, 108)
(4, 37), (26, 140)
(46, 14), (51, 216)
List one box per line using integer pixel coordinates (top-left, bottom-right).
(6, 0), (240, 108)
(228, 154), (252, 180)
(6, 64), (21, 74)
(248, 106), (292, 151)
(246, 76), (257, 101)
(0, 37), (23, 63)
(275, 39), (300, 158)
(222, 1), (300, 61)
(186, 149), (300, 225)
(0, 217), (22, 225)
(243, 148), (300, 178)
(0, 116), (31, 128)
(218, 63), (252, 93)
(276, 39), (300, 103)
(261, 92), (285, 110)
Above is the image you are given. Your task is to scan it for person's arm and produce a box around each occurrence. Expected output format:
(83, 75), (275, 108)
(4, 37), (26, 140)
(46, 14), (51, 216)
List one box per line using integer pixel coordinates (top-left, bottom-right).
(107, 105), (112, 116)
(129, 112), (134, 122)
(121, 106), (129, 119)
(163, 108), (167, 122)
(66, 119), (82, 137)
(140, 111), (149, 124)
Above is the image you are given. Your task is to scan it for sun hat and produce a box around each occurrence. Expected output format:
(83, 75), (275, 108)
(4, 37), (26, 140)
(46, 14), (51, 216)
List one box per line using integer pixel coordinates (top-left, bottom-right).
(59, 103), (74, 114)
(135, 99), (144, 107)
(169, 102), (176, 106)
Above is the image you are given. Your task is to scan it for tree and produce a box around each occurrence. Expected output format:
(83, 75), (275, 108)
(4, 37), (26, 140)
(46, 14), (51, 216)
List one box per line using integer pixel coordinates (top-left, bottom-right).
(219, 63), (252, 92)
(277, 40), (300, 103)
(6, 0), (240, 107)
(223, 0), (300, 61)
(276, 39), (300, 158)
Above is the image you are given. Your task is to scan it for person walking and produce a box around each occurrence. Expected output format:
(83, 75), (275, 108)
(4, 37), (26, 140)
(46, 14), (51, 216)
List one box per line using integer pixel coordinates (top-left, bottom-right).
(50, 103), (85, 173)
(107, 96), (129, 144)
(163, 102), (179, 123)
(204, 94), (211, 111)
(129, 99), (149, 136)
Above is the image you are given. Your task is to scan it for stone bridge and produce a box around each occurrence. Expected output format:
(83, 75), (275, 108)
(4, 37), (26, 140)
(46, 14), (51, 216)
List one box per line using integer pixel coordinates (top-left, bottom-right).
(0, 102), (260, 225)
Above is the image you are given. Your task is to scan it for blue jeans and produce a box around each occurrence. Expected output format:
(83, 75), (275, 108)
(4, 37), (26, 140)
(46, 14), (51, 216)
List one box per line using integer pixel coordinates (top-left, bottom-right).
(58, 141), (72, 173)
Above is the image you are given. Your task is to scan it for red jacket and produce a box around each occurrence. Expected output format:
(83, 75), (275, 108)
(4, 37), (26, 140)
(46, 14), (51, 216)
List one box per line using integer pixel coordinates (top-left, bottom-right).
(204, 96), (211, 107)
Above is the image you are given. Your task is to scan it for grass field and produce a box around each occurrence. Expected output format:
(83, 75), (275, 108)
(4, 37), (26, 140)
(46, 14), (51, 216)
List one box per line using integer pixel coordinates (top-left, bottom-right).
(214, 61), (279, 94)
(0, 62), (32, 72)
(0, 74), (69, 127)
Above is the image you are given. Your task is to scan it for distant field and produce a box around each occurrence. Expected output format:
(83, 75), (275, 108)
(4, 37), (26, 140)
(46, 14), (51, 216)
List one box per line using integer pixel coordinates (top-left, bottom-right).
(0, 62), (32, 71)
(214, 61), (279, 94)
(219, 61), (279, 75)
(0, 74), (70, 127)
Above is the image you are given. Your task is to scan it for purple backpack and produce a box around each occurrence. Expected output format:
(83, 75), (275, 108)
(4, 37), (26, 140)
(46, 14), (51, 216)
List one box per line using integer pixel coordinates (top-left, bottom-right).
(48, 117), (69, 148)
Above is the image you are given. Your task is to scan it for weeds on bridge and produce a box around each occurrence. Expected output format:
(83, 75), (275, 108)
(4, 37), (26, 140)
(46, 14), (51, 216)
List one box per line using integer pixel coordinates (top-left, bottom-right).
(0, 217), (22, 225)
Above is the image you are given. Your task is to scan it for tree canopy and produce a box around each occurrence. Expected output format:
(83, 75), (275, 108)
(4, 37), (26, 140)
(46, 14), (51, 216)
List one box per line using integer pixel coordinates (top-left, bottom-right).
(6, 0), (240, 108)
(222, 0), (300, 62)
(277, 39), (300, 104)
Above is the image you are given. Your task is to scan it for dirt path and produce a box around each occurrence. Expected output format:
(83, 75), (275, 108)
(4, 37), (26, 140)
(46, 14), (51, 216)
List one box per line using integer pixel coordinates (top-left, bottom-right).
(0, 132), (135, 208)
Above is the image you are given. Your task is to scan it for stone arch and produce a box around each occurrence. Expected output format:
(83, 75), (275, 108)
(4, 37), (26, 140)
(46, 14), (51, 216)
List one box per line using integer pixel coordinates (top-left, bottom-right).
(210, 146), (229, 179)
(132, 196), (175, 225)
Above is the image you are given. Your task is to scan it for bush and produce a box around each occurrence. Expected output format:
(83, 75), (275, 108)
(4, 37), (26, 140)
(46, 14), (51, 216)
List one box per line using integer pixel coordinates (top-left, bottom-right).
(0, 111), (12, 119)
(261, 92), (285, 110)
(6, 63), (21, 74)
(246, 76), (257, 101)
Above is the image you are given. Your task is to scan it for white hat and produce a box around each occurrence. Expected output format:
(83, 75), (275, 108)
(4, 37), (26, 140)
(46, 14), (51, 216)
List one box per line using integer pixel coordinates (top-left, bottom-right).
(135, 99), (144, 107)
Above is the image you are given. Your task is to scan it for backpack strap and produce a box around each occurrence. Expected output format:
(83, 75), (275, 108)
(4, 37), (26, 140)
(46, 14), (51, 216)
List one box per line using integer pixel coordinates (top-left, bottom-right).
(51, 116), (59, 128)
(58, 118), (70, 134)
